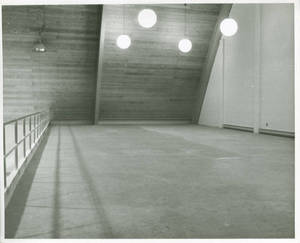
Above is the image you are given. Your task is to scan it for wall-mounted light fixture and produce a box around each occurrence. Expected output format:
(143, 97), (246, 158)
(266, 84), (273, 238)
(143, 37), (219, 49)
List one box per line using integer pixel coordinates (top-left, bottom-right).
(33, 40), (46, 52)
(138, 9), (157, 28)
(33, 6), (46, 53)
(116, 4), (131, 49)
(178, 4), (192, 53)
(220, 18), (238, 37)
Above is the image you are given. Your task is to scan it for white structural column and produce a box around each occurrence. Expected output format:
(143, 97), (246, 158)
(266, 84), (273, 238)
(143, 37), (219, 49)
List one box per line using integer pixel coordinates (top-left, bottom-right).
(219, 38), (225, 128)
(0, 5), (5, 241)
(295, 1), (300, 238)
(253, 4), (261, 134)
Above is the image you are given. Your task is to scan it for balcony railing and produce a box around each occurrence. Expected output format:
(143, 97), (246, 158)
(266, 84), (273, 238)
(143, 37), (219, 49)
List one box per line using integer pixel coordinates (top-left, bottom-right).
(3, 110), (50, 189)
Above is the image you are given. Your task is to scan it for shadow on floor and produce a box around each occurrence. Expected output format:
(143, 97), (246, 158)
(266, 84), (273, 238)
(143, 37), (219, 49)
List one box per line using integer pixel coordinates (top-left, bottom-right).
(68, 126), (114, 238)
(5, 127), (52, 238)
(52, 126), (61, 238)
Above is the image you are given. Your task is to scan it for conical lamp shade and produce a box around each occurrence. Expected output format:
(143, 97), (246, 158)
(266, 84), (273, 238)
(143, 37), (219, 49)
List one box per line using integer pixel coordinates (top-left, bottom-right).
(33, 40), (46, 52)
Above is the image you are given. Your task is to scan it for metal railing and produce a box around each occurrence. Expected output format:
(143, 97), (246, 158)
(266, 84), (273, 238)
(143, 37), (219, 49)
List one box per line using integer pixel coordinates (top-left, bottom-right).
(3, 110), (50, 189)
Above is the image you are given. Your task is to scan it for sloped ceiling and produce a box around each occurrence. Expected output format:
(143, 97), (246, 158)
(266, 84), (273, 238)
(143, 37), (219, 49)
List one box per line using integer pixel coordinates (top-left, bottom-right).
(98, 4), (221, 121)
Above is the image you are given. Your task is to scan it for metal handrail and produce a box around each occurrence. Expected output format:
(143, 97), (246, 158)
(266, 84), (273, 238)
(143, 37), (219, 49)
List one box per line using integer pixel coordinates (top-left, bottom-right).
(4, 111), (41, 125)
(3, 110), (50, 189)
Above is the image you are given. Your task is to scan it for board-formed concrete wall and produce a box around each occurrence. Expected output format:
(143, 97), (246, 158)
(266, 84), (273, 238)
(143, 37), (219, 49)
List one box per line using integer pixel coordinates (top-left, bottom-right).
(3, 4), (222, 122)
(98, 4), (221, 121)
(3, 5), (101, 122)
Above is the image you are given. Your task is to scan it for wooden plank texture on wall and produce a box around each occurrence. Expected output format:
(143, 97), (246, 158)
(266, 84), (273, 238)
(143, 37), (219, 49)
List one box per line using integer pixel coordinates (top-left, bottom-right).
(98, 4), (221, 120)
(2, 5), (101, 122)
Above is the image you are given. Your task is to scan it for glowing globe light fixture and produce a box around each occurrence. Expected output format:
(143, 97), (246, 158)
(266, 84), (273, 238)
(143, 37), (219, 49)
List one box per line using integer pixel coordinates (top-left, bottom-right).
(220, 18), (238, 37)
(116, 4), (131, 50)
(116, 34), (131, 49)
(178, 4), (192, 53)
(178, 38), (192, 53)
(138, 9), (157, 28)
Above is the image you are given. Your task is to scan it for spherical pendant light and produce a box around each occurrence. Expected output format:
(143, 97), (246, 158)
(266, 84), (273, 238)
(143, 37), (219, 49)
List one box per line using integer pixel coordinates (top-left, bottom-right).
(220, 18), (238, 37)
(138, 9), (157, 28)
(116, 34), (131, 49)
(178, 38), (192, 53)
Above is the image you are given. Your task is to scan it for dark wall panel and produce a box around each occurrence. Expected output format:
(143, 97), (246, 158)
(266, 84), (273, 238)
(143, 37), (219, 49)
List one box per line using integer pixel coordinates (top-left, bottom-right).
(3, 5), (100, 122)
(99, 4), (221, 120)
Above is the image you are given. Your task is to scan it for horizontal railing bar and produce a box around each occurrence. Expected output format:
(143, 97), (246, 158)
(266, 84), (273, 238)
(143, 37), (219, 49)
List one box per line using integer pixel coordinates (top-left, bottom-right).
(3, 108), (50, 191)
(12, 120), (46, 141)
(4, 111), (47, 126)
(4, 121), (49, 158)
(4, 146), (16, 158)
(21, 120), (46, 139)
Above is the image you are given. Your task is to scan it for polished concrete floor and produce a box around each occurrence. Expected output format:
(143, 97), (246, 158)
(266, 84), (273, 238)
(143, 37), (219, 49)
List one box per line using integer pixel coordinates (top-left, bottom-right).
(5, 125), (294, 238)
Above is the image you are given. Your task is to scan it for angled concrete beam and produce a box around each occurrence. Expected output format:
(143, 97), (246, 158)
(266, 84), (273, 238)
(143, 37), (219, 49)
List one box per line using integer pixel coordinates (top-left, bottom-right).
(0, 5), (5, 241)
(192, 4), (232, 124)
(94, 5), (105, 124)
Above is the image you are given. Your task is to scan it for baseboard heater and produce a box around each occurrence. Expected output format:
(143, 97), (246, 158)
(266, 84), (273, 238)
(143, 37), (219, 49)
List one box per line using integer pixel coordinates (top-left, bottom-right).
(223, 124), (294, 138)
(259, 128), (294, 138)
(97, 119), (192, 125)
(223, 124), (254, 132)
(51, 120), (93, 125)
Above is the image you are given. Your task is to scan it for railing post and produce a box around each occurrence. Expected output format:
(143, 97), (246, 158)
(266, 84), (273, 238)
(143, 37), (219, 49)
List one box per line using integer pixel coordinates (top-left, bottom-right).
(35, 115), (37, 141)
(37, 114), (39, 137)
(23, 118), (26, 157)
(38, 114), (41, 137)
(33, 115), (36, 143)
(3, 126), (7, 188)
(14, 121), (18, 169)
(29, 116), (32, 148)
(36, 114), (38, 139)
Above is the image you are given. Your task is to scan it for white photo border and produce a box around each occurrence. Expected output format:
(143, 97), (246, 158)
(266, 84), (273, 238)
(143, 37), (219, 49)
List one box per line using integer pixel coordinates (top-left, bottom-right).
(0, 1), (298, 243)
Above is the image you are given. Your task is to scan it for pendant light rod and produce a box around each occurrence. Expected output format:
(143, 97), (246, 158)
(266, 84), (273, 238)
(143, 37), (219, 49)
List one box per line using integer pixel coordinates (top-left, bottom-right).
(39, 6), (46, 36)
(178, 2), (192, 53)
(122, 2), (125, 34)
(116, 1), (131, 49)
(33, 5), (46, 52)
(184, 3), (187, 37)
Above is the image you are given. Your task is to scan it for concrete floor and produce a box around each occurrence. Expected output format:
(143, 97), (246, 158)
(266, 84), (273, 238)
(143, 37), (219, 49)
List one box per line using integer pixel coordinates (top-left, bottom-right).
(5, 125), (294, 238)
